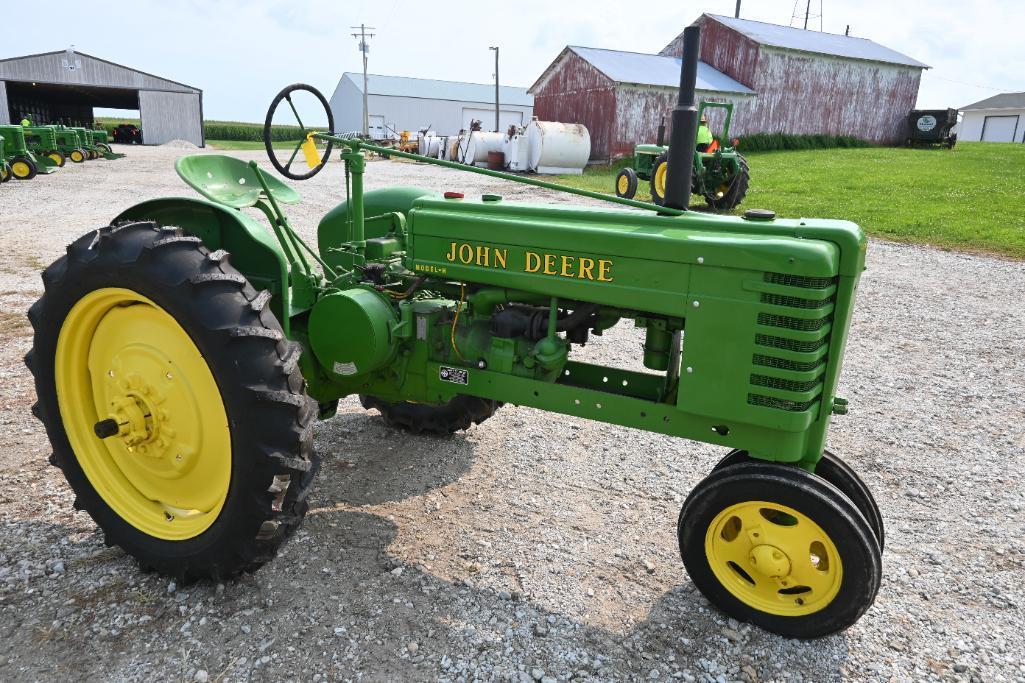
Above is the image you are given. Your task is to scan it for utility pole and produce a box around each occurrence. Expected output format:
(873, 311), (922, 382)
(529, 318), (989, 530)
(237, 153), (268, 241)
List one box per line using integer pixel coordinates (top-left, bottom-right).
(803, 0), (811, 29)
(489, 46), (500, 132)
(735, 0), (741, 18)
(351, 24), (376, 136)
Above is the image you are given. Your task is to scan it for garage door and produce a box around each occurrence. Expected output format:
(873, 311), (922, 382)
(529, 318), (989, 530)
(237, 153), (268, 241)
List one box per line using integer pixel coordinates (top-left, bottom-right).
(981, 115), (1019, 142)
(462, 108), (524, 132)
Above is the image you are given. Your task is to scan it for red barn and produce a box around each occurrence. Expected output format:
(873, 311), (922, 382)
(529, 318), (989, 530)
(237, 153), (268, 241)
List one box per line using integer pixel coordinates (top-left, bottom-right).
(530, 14), (928, 161)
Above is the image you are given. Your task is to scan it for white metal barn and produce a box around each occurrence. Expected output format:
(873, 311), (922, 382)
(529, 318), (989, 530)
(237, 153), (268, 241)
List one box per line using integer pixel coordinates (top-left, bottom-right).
(959, 92), (1025, 143)
(329, 73), (533, 138)
(0, 48), (203, 146)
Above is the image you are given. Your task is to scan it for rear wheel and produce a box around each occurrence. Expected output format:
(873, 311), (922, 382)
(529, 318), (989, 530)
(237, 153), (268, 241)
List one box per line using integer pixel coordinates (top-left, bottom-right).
(678, 462), (881, 638)
(97, 143), (113, 155)
(649, 153), (669, 206)
(47, 151), (67, 167)
(70, 149), (86, 163)
(615, 167), (638, 199)
(0, 162), (10, 182)
(704, 155), (749, 211)
(360, 394), (500, 435)
(28, 222), (318, 580)
(11, 156), (37, 180)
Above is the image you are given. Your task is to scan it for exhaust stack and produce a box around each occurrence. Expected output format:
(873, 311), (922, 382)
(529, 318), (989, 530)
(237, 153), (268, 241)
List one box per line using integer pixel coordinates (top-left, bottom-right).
(663, 25), (700, 211)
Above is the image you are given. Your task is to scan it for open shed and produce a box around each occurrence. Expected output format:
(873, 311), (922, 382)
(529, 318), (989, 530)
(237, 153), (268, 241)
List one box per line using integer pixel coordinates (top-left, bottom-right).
(0, 48), (203, 146)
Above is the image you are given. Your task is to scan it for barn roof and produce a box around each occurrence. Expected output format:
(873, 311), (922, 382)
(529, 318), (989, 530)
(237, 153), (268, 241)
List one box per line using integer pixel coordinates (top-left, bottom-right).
(550, 47), (754, 95)
(342, 73), (533, 107)
(699, 14), (929, 69)
(961, 91), (1025, 111)
(0, 49), (201, 92)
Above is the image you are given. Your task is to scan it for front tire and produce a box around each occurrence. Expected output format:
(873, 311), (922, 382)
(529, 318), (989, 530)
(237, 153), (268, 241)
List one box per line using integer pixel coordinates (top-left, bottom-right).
(615, 167), (638, 199)
(27, 222), (318, 581)
(360, 394), (500, 435)
(678, 462), (881, 638)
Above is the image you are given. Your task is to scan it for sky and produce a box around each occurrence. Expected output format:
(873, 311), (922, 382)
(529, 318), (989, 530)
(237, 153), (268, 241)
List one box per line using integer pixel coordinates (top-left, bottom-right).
(3, 0), (1022, 122)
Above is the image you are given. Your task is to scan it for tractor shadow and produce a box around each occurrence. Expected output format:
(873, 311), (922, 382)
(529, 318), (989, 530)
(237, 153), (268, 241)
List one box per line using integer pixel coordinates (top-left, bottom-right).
(312, 406), (480, 506)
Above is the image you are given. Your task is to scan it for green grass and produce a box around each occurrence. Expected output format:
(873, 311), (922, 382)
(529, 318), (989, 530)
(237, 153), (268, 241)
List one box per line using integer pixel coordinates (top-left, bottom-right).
(553, 142), (1025, 259)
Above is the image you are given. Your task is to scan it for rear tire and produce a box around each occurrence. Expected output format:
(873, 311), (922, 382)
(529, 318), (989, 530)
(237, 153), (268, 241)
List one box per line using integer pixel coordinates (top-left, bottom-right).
(47, 151), (67, 167)
(360, 394), (500, 435)
(27, 222), (319, 581)
(70, 149), (86, 163)
(649, 153), (669, 206)
(0, 162), (10, 182)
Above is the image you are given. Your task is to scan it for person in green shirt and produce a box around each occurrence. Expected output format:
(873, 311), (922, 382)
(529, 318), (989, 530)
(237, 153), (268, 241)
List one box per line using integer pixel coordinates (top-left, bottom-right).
(696, 114), (714, 152)
(20, 114), (32, 127)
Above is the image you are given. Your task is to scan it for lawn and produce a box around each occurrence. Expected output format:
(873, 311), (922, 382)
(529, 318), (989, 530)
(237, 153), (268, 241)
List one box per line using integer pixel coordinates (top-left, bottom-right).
(553, 142), (1025, 259)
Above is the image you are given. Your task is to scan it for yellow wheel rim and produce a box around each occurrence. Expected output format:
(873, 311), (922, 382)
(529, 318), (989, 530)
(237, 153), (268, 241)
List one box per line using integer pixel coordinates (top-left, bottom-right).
(55, 288), (231, 540)
(654, 162), (668, 199)
(12, 161), (31, 178)
(704, 500), (842, 616)
(71, 150), (84, 162)
(50, 153), (63, 165)
(617, 174), (630, 194)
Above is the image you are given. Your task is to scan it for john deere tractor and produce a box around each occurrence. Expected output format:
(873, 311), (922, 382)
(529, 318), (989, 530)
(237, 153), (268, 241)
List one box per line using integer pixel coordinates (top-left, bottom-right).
(0, 124), (55, 179)
(616, 102), (750, 211)
(0, 136), (11, 183)
(28, 28), (880, 639)
(46, 126), (90, 163)
(23, 126), (67, 168)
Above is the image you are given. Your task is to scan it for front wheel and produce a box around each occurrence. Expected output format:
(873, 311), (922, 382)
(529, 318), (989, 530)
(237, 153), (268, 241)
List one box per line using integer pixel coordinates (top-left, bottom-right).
(11, 156), (38, 180)
(678, 462), (881, 638)
(615, 167), (638, 199)
(360, 394), (500, 435)
(70, 148), (87, 163)
(27, 222), (319, 580)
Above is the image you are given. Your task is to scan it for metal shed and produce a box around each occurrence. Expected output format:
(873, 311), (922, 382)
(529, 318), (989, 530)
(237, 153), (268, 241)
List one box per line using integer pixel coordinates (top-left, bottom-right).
(529, 46), (753, 161)
(959, 92), (1025, 143)
(329, 73), (533, 138)
(0, 48), (203, 146)
(661, 14), (929, 144)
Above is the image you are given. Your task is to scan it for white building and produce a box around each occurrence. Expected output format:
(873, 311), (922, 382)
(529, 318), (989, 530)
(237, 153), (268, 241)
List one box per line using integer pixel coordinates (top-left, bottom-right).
(959, 92), (1025, 143)
(329, 73), (533, 139)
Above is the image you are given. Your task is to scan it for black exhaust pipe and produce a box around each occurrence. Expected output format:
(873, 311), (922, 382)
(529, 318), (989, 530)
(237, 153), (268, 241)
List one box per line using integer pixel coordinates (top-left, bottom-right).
(663, 25), (700, 211)
(656, 117), (666, 147)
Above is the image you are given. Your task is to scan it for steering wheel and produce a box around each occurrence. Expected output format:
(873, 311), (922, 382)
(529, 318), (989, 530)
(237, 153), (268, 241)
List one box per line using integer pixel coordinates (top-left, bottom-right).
(263, 83), (335, 180)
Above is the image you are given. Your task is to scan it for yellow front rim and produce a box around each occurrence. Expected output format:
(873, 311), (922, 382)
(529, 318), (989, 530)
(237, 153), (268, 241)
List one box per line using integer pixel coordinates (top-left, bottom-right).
(654, 162), (667, 198)
(617, 174), (630, 194)
(12, 161), (31, 178)
(704, 500), (842, 616)
(55, 288), (231, 540)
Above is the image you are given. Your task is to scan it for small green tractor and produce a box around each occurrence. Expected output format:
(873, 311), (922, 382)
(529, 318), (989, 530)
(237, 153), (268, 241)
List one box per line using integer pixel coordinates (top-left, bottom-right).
(0, 136), (10, 183)
(616, 101), (750, 211)
(90, 128), (126, 159)
(0, 124), (56, 179)
(28, 28), (880, 639)
(45, 126), (90, 163)
(23, 126), (67, 168)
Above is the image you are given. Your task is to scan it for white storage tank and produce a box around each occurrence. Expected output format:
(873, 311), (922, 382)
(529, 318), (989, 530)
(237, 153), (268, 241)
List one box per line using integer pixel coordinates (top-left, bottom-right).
(526, 121), (590, 175)
(461, 131), (505, 167)
(418, 133), (443, 159)
(503, 131), (530, 172)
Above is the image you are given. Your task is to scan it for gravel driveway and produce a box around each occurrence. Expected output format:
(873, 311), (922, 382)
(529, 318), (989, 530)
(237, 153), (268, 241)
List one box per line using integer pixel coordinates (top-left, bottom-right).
(0, 146), (1022, 682)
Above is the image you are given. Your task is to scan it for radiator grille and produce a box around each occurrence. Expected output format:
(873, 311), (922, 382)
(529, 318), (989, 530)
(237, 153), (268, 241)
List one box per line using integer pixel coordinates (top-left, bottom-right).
(748, 272), (837, 413)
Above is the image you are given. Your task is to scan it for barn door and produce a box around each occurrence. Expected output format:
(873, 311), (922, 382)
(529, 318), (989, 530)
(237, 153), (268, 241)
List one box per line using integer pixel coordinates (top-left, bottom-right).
(980, 115), (1018, 142)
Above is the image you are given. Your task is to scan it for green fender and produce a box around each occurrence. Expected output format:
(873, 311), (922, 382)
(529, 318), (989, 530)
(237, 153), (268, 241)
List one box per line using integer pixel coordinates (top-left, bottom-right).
(114, 197), (291, 332)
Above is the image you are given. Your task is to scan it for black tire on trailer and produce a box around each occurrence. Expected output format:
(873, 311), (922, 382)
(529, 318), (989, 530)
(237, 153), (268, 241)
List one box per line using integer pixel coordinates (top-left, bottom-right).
(712, 449), (884, 551)
(705, 155), (750, 211)
(360, 394), (500, 435)
(649, 152), (669, 206)
(615, 167), (639, 199)
(27, 221), (319, 581)
(678, 462), (881, 638)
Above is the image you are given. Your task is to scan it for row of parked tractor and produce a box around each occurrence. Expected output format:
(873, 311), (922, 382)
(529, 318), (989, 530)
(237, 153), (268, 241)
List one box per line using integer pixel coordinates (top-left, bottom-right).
(0, 124), (125, 183)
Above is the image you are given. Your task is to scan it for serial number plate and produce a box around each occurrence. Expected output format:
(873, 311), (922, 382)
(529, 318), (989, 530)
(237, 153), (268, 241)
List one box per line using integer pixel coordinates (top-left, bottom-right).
(439, 366), (468, 385)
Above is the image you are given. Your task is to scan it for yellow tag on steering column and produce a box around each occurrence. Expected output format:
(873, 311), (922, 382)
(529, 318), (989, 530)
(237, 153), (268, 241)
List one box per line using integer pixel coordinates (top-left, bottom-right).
(301, 133), (322, 168)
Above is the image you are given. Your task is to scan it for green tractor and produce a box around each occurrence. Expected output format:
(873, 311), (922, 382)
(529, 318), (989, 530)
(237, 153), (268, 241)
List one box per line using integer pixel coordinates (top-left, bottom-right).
(45, 126), (90, 163)
(71, 127), (101, 159)
(0, 136), (11, 183)
(90, 128), (127, 159)
(616, 101), (750, 211)
(0, 124), (56, 179)
(23, 126), (67, 168)
(27, 28), (881, 639)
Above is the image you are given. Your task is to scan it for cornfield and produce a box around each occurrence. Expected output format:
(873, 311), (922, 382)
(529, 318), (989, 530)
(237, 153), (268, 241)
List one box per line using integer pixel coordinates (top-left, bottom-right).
(94, 118), (327, 142)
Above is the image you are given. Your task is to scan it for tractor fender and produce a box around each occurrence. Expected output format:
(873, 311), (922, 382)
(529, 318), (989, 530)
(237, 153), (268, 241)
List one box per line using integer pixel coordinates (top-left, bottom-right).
(113, 197), (291, 330)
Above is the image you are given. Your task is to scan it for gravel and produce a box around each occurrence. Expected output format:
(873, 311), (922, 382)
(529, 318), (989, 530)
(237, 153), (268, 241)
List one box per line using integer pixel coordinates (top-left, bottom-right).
(1, 145), (1024, 681)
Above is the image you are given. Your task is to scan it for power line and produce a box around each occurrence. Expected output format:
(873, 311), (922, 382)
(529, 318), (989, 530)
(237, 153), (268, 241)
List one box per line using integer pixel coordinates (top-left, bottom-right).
(923, 72), (1021, 93)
